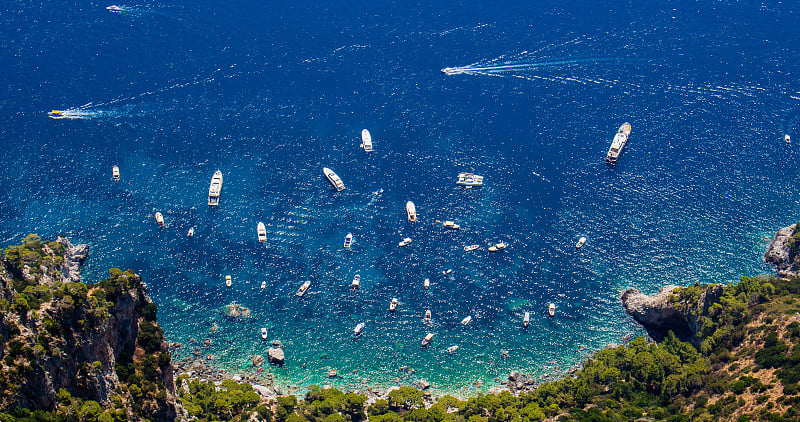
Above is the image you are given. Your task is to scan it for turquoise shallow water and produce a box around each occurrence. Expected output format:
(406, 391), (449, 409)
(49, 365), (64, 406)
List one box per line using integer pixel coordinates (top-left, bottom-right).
(2, 0), (800, 396)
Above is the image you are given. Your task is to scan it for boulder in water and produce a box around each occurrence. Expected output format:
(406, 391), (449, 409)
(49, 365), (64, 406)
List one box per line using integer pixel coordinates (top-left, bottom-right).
(268, 347), (285, 366)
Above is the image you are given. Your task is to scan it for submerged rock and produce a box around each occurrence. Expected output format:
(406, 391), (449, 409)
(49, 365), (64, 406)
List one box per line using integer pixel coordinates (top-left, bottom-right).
(252, 355), (265, 367)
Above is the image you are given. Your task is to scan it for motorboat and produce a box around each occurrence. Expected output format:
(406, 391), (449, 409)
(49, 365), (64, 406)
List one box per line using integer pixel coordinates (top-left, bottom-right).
(786, 134), (792, 144)
(548, 303), (556, 317)
(576, 237), (586, 249)
(442, 269), (453, 275)
(260, 281), (266, 289)
(456, 172), (483, 186)
(208, 171), (223, 206)
(606, 122), (632, 165)
(406, 201), (417, 222)
(424, 278), (430, 289)
(257, 222), (267, 243)
(112, 165), (120, 181)
(351, 274), (360, 290)
(464, 245), (480, 252)
(344, 233), (353, 249)
(523, 312), (530, 327)
(353, 322), (365, 337)
(461, 315), (472, 325)
(443, 221), (460, 230)
(421, 333), (434, 346)
(446, 345), (459, 354)
(296, 280), (311, 297)
(47, 110), (65, 119)
(323, 167), (345, 191)
(398, 238), (412, 247)
(225, 275), (232, 287)
(260, 328), (268, 340)
(106, 5), (122, 11)
(374, 188), (384, 195)
(361, 129), (373, 152)
(488, 241), (507, 252)
(389, 298), (398, 311)
(187, 227), (194, 237)
(154, 212), (164, 227)
(424, 310), (431, 323)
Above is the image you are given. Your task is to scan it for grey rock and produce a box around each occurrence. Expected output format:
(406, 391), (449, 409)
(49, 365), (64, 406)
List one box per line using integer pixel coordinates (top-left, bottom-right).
(765, 224), (800, 277)
(268, 347), (285, 366)
(252, 355), (265, 367)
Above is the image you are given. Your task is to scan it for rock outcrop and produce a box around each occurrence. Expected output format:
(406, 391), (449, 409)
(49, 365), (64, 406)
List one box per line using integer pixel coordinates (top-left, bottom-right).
(268, 342), (285, 366)
(764, 224), (800, 277)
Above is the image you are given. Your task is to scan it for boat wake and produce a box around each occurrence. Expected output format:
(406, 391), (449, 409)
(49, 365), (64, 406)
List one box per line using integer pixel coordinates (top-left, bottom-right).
(47, 108), (105, 120)
(442, 57), (614, 76)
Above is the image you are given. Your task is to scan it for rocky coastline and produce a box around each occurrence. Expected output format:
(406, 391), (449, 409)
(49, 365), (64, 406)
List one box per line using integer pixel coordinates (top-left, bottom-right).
(764, 223), (800, 277)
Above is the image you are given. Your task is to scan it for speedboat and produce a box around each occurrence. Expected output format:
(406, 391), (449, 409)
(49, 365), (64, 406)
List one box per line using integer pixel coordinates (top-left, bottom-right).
(112, 166), (120, 181)
(344, 233), (353, 249)
(398, 237), (412, 247)
(523, 312), (530, 327)
(456, 172), (483, 186)
(443, 221), (460, 229)
(424, 310), (431, 323)
(257, 222), (267, 243)
(260, 281), (266, 289)
(406, 201), (417, 222)
(548, 303), (556, 317)
(351, 274), (360, 290)
(389, 298), (398, 311)
(208, 171), (223, 206)
(361, 129), (373, 152)
(442, 269), (453, 275)
(106, 5), (122, 12)
(47, 110), (65, 118)
(323, 167), (345, 191)
(421, 333), (434, 346)
(374, 188), (384, 195)
(260, 328), (268, 340)
(225, 275), (232, 287)
(446, 345), (459, 354)
(353, 322), (365, 337)
(464, 245), (480, 252)
(488, 241), (507, 252)
(576, 237), (586, 249)
(786, 134), (792, 144)
(187, 227), (194, 237)
(461, 315), (472, 325)
(296, 280), (311, 297)
(424, 278), (430, 289)
(154, 212), (164, 227)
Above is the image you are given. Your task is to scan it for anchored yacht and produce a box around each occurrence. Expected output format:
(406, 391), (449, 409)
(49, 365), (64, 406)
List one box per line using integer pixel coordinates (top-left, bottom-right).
(460, 315), (472, 325)
(464, 245), (480, 252)
(398, 237), (412, 247)
(351, 274), (360, 290)
(112, 166), (120, 181)
(523, 312), (530, 327)
(457, 172), (483, 186)
(323, 167), (345, 191)
(225, 275), (232, 287)
(296, 280), (311, 297)
(424, 310), (432, 323)
(421, 333), (434, 346)
(344, 233), (353, 249)
(548, 303), (556, 317)
(488, 241), (507, 252)
(446, 345), (459, 354)
(389, 298), (398, 311)
(361, 129), (373, 152)
(208, 171), (223, 206)
(154, 212), (164, 227)
(257, 222), (267, 243)
(187, 227), (194, 237)
(424, 278), (430, 289)
(443, 221), (460, 229)
(576, 237), (586, 249)
(353, 322), (365, 337)
(260, 328), (268, 340)
(605, 122), (632, 165)
(406, 201), (417, 222)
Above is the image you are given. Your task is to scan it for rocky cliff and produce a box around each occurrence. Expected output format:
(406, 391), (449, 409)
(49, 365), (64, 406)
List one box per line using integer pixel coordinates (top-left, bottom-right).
(0, 235), (177, 421)
(764, 223), (800, 277)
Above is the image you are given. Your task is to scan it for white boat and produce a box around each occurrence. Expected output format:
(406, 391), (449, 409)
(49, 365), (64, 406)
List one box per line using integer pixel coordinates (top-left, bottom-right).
(351, 274), (360, 290)
(406, 201), (417, 222)
(389, 298), (398, 311)
(488, 241), (507, 252)
(187, 227), (194, 237)
(257, 222), (267, 243)
(548, 303), (556, 317)
(112, 165), (120, 181)
(296, 280), (311, 297)
(260, 281), (266, 289)
(424, 310), (431, 323)
(442, 269), (453, 275)
(461, 315), (472, 325)
(421, 333), (434, 346)
(576, 237), (586, 249)
(605, 122), (632, 165)
(398, 237), (412, 247)
(786, 134), (792, 144)
(225, 275), (232, 287)
(456, 172), (483, 186)
(374, 188), (384, 195)
(464, 245), (480, 252)
(344, 233), (353, 249)
(208, 171), (223, 206)
(443, 221), (460, 230)
(47, 110), (68, 119)
(353, 322), (365, 337)
(523, 311), (530, 327)
(361, 129), (373, 152)
(323, 167), (345, 191)
(154, 212), (164, 227)
(446, 345), (459, 354)
(424, 278), (430, 289)
(260, 328), (268, 340)
(106, 5), (122, 11)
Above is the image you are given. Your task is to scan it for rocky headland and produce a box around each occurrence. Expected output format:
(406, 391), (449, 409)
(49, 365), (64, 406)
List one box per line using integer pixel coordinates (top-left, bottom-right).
(765, 222), (800, 277)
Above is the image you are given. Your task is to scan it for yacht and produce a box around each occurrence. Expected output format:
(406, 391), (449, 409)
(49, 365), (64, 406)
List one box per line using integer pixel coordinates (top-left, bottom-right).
(456, 173), (483, 186)
(353, 322), (365, 337)
(576, 237), (586, 249)
(112, 166), (120, 181)
(361, 129), (373, 152)
(296, 280), (311, 297)
(257, 222), (267, 243)
(423, 278), (430, 289)
(605, 122), (632, 165)
(421, 333), (434, 346)
(187, 227), (194, 237)
(323, 167), (345, 191)
(260, 281), (266, 289)
(225, 275), (232, 287)
(106, 5), (122, 11)
(488, 241), (507, 252)
(398, 238), (412, 247)
(389, 298), (398, 311)
(406, 201), (417, 222)
(443, 221), (460, 230)
(260, 328), (268, 340)
(548, 303), (556, 317)
(48, 110), (65, 119)
(154, 212), (164, 227)
(786, 134), (792, 144)
(344, 233), (353, 249)
(464, 245), (480, 252)
(446, 345), (459, 354)
(351, 274), (360, 290)
(424, 310), (431, 323)
(523, 312), (530, 327)
(461, 315), (472, 325)
(208, 171), (223, 206)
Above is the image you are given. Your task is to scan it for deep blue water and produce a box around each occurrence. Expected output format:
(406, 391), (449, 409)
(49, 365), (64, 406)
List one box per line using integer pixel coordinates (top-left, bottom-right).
(2, 0), (800, 396)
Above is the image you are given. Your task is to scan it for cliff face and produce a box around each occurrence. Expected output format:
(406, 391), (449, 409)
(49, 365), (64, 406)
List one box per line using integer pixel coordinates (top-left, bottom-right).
(764, 223), (800, 277)
(0, 235), (177, 421)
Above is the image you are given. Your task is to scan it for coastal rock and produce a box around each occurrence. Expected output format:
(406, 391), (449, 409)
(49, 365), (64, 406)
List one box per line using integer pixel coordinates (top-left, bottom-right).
(765, 224), (800, 277)
(328, 369), (339, 378)
(252, 355), (265, 367)
(418, 380), (431, 390)
(58, 236), (89, 283)
(268, 346), (285, 366)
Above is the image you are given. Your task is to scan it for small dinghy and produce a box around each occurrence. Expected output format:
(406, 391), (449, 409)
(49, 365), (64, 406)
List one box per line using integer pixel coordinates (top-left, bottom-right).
(353, 322), (365, 337)
(576, 237), (586, 249)
(260, 281), (266, 289)
(523, 311), (530, 327)
(389, 298), (398, 311)
(261, 328), (268, 340)
(464, 245), (480, 252)
(344, 233), (353, 249)
(548, 303), (556, 317)
(461, 315), (472, 325)
(424, 278), (430, 289)
(488, 241), (507, 252)
(154, 212), (164, 227)
(296, 280), (311, 297)
(421, 333), (434, 347)
(257, 222), (267, 243)
(424, 310), (431, 323)
(225, 275), (232, 287)
(351, 274), (361, 291)
(187, 227), (194, 237)
(447, 345), (459, 354)
(398, 238), (412, 247)
(112, 166), (120, 181)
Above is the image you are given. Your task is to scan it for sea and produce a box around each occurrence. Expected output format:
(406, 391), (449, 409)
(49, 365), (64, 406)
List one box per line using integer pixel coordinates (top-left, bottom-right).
(2, 0), (800, 397)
